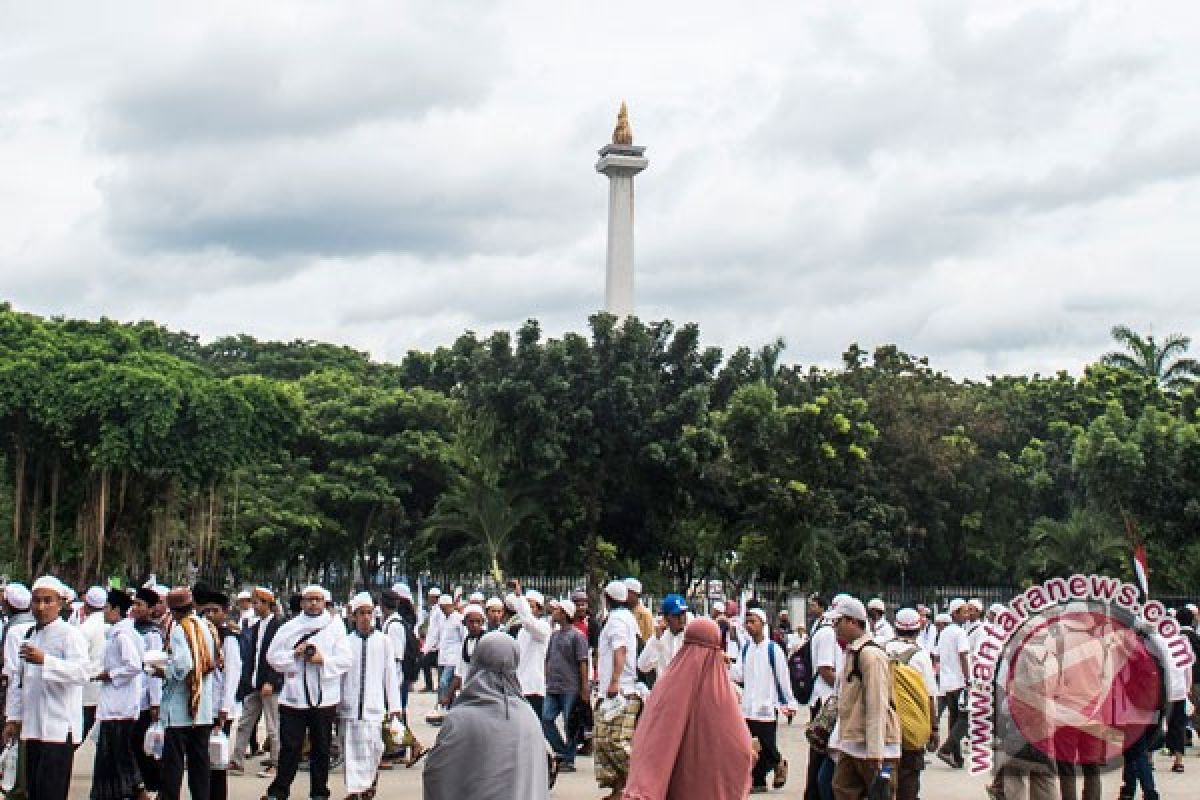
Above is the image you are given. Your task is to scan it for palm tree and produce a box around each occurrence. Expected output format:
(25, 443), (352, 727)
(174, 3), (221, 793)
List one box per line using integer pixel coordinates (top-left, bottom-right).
(1102, 324), (1200, 391)
(1022, 508), (1128, 580)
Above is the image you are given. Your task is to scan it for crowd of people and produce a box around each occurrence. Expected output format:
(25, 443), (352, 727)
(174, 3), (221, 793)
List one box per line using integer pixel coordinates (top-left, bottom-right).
(0, 573), (1196, 800)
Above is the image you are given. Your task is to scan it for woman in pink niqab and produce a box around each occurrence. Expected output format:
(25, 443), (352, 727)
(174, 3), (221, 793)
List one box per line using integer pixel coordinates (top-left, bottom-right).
(623, 617), (754, 800)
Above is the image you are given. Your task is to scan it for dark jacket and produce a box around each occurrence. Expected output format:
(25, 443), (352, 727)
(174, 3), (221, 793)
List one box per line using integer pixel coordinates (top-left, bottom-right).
(237, 613), (284, 700)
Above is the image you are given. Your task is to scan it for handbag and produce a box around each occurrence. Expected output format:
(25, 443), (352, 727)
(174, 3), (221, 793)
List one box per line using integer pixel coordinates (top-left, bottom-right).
(805, 695), (839, 753)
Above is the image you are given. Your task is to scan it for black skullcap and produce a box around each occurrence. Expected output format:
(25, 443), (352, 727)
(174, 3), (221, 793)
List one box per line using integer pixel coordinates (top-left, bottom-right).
(108, 588), (133, 614)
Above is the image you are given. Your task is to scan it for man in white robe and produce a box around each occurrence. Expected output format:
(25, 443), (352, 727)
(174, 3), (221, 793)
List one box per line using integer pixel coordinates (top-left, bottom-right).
(339, 593), (403, 799)
(2, 576), (91, 800)
(91, 589), (145, 800)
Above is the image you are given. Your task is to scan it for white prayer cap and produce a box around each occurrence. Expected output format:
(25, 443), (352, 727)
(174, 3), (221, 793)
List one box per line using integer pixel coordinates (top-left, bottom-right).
(31, 576), (68, 598)
(988, 603), (1007, 617)
(4, 583), (31, 611)
(554, 598), (576, 619)
(828, 596), (868, 623)
(747, 608), (769, 625)
(947, 598), (967, 615)
(438, 593), (454, 606)
(624, 577), (643, 594)
(391, 583), (413, 601)
(485, 597), (504, 611)
(349, 592), (373, 612)
(935, 612), (952, 624)
(237, 589), (252, 600)
(427, 587), (442, 597)
(301, 584), (325, 597)
(867, 597), (886, 612)
(462, 604), (485, 620)
(85, 586), (108, 609)
(894, 608), (921, 631)
(711, 601), (726, 615)
(604, 580), (628, 603)
(469, 591), (485, 604)
(968, 598), (984, 612)
(525, 589), (545, 608)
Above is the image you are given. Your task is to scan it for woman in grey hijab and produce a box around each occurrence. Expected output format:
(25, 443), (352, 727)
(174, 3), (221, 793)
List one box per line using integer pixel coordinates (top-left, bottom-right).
(423, 631), (549, 800)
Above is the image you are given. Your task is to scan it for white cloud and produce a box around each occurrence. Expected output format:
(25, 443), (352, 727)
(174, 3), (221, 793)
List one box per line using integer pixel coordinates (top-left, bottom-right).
(2, 0), (1199, 378)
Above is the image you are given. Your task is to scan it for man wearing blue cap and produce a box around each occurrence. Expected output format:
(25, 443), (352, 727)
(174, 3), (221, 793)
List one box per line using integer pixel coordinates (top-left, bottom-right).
(637, 594), (690, 679)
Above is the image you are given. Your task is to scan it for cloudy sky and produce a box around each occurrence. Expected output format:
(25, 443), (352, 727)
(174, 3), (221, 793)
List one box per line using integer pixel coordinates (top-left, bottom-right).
(4, 1), (1199, 377)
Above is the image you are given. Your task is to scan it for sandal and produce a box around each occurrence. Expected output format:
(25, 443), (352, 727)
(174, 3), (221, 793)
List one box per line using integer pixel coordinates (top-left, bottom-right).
(1172, 763), (1185, 773)
(406, 741), (428, 768)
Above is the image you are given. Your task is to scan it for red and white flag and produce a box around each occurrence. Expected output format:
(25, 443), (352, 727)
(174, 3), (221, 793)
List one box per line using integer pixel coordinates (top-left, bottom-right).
(1131, 542), (1149, 599)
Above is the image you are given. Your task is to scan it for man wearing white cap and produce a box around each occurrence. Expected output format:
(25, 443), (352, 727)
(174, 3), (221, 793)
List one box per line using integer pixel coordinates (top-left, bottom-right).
(732, 607), (798, 793)
(1, 583), (34, 720)
(507, 581), (552, 717)
(594, 580), (641, 798)
(484, 597), (506, 632)
(339, 593), (403, 799)
(866, 598), (894, 644)
(77, 585), (111, 741)
(447, 604), (487, 707)
(232, 587), (284, 777)
(804, 595), (841, 800)
(434, 594), (464, 712)
(264, 585), (354, 800)
(419, 588), (444, 694)
(3, 576), (91, 800)
(624, 578), (654, 646)
(236, 590), (257, 628)
(543, 598), (589, 772)
(935, 598), (971, 769)
(887, 609), (938, 800)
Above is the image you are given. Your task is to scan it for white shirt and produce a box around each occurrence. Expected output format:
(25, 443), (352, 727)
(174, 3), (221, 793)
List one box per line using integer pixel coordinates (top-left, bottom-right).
(2, 615), (35, 714)
(511, 595), (551, 696)
(598, 607), (639, 693)
(423, 606), (445, 654)
(382, 612), (408, 687)
(455, 635), (482, 681)
(79, 609), (109, 707)
(917, 623), (937, 654)
(965, 620), (985, 658)
(267, 612), (354, 710)
(809, 623), (843, 707)
(136, 622), (163, 710)
(435, 612), (464, 668)
(733, 638), (799, 721)
(338, 630), (402, 722)
(637, 621), (689, 677)
(97, 618), (144, 721)
(937, 623), (970, 693)
(211, 632), (242, 715)
(885, 638), (938, 699)
(8, 619), (91, 743)
(871, 618), (895, 644)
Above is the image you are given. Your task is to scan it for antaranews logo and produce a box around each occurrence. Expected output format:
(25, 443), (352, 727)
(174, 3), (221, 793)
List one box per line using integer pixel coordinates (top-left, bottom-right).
(968, 574), (1194, 777)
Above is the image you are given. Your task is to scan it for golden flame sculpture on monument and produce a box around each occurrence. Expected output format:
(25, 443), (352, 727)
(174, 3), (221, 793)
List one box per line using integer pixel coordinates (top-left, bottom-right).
(612, 101), (633, 146)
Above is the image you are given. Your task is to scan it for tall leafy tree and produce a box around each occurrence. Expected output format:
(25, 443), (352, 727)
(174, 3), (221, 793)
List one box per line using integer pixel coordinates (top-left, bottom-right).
(1102, 324), (1200, 391)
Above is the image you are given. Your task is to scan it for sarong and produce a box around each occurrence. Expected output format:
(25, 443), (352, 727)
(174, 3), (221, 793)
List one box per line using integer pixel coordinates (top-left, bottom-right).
(341, 719), (384, 794)
(91, 719), (144, 800)
(593, 695), (642, 789)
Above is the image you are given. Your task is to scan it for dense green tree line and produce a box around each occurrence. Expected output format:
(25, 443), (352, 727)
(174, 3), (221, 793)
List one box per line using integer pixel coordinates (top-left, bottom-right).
(1, 302), (1197, 593)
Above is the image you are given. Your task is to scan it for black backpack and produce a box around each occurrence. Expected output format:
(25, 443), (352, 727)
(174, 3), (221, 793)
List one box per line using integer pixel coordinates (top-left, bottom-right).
(789, 636), (816, 705)
(387, 617), (422, 683)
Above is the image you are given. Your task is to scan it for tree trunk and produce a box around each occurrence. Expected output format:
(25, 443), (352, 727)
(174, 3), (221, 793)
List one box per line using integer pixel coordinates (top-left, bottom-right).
(11, 441), (25, 544)
(96, 468), (109, 577)
(35, 459), (60, 577)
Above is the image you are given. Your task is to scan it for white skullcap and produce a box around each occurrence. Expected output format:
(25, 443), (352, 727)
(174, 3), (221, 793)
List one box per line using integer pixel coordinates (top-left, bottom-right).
(832, 593), (851, 605)
(462, 604), (485, 620)
(747, 608), (769, 624)
(485, 597), (504, 610)
(4, 583), (31, 611)
(604, 580), (628, 603)
(711, 601), (726, 615)
(391, 583), (413, 601)
(469, 592), (485, 604)
(237, 590), (252, 600)
(828, 597), (868, 623)
(867, 597), (886, 612)
(988, 603), (1007, 617)
(427, 587), (442, 597)
(438, 593), (454, 606)
(894, 608), (921, 631)
(555, 598), (577, 619)
(624, 577), (643, 594)
(968, 598), (984, 612)
(301, 584), (325, 597)
(525, 589), (545, 607)
(349, 592), (374, 612)
(935, 612), (952, 624)
(31, 576), (68, 598)
(947, 598), (966, 614)
(85, 586), (108, 609)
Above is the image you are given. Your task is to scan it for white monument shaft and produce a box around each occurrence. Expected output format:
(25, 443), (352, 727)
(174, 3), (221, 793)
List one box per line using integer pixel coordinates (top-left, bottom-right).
(596, 104), (647, 318)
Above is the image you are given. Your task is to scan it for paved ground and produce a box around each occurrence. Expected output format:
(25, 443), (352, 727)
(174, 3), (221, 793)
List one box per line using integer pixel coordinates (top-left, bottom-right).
(67, 689), (1198, 798)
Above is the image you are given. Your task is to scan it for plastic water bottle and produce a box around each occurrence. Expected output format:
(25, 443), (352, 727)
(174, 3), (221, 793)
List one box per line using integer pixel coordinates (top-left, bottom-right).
(867, 763), (893, 800)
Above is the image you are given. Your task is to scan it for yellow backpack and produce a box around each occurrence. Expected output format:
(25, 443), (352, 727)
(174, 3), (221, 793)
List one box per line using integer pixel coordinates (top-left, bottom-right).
(888, 645), (933, 751)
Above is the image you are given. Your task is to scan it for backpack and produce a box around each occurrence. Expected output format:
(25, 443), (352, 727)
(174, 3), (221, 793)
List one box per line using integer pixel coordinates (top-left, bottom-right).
(741, 640), (788, 706)
(386, 617), (422, 683)
(1183, 628), (1200, 686)
(853, 642), (932, 752)
(789, 626), (825, 705)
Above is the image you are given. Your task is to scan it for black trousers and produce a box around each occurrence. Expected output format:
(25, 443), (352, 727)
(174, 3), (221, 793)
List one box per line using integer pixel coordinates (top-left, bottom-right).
(747, 719), (781, 788)
(81, 706), (97, 743)
(941, 688), (965, 761)
(1166, 699), (1188, 755)
(525, 694), (544, 719)
(160, 724), (212, 800)
(132, 709), (161, 791)
(25, 739), (74, 800)
(269, 705), (337, 800)
(421, 651), (437, 691)
(804, 702), (828, 800)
